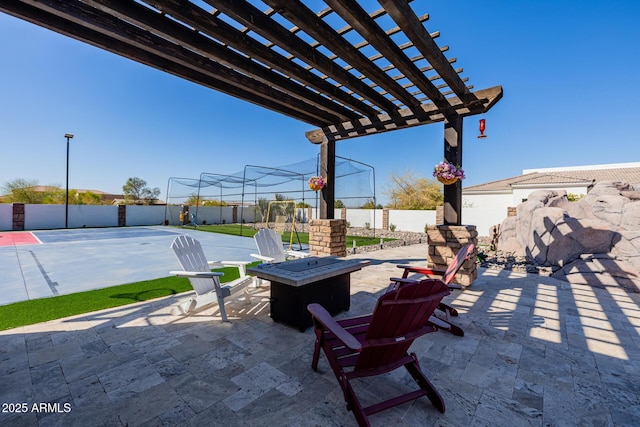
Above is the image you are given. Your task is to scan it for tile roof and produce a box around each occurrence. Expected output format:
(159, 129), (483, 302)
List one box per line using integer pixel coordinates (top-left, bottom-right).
(463, 167), (640, 193)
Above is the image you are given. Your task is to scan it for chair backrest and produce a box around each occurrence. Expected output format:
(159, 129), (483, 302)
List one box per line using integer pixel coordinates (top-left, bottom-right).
(171, 235), (219, 295)
(356, 279), (449, 371)
(442, 243), (475, 284)
(254, 228), (287, 263)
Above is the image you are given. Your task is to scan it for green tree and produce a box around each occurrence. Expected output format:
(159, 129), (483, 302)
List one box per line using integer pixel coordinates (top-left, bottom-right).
(41, 189), (102, 205)
(185, 196), (229, 206)
(360, 199), (382, 209)
(76, 191), (102, 205)
(204, 199), (229, 206)
(1, 179), (61, 203)
(123, 177), (161, 205)
(334, 199), (345, 208)
(256, 197), (269, 222)
(384, 170), (443, 209)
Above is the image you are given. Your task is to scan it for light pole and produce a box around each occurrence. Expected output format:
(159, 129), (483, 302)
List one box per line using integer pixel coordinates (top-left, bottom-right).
(64, 133), (74, 229)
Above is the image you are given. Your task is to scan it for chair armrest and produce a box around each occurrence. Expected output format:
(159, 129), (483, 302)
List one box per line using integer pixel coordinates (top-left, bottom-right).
(209, 260), (251, 277)
(208, 260), (250, 267)
(385, 277), (418, 293)
(170, 270), (224, 278)
(286, 250), (310, 258)
(397, 265), (446, 277)
(307, 303), (361, 352)
(250, 253), (275, 263)
(390, 277), (419, 285)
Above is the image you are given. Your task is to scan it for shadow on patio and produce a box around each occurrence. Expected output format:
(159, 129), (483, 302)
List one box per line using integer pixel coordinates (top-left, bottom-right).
(1, 244), (639, 426)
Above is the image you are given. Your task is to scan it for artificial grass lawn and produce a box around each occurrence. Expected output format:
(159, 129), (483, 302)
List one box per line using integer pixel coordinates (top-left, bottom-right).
(0, 265), (252, 331)
(2, 225), (394, 331)
(186, 223), (395, 246)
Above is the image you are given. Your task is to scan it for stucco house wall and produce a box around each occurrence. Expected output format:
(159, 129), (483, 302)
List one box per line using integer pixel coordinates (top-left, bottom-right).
(462, 162), (640, 233)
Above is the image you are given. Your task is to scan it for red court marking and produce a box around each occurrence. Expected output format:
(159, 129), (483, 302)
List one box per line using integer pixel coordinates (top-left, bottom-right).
(0, 232), (41, 247)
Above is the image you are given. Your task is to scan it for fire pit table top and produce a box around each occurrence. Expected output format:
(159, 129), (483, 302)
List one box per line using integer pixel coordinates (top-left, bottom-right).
(248, 256), (369, 287)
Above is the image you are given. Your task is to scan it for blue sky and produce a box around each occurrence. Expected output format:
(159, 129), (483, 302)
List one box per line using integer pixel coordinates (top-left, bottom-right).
(1, 1), (639, 206)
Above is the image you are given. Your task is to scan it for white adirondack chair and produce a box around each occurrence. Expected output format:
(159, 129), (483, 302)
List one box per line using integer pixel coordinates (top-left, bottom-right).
(250, 228), (309, 263)
(170, 235), (252, 321)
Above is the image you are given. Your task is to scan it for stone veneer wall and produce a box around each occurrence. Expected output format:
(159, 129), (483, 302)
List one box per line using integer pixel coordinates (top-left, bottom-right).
(426, 224), (478, 286)
(435, 206), (444, 225)
(309, 219), (347, 257)
(118, 205), (126, 227)
(12, 203), (25, 231)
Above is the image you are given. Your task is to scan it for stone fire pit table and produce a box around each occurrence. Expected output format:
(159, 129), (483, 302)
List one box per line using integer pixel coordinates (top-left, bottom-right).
(248, 256), (370, 331)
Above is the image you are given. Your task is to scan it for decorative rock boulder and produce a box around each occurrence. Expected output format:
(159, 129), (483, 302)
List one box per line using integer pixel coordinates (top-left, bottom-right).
(495, 181), (640, 291)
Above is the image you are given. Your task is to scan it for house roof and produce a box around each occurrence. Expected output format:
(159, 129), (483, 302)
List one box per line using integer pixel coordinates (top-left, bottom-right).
(463, 165), (640, 194)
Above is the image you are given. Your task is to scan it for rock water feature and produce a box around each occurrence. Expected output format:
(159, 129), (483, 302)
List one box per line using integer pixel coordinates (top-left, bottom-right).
(495, 181), (640, 292)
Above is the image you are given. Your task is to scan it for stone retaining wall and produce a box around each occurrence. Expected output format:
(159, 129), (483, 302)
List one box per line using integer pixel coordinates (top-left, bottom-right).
(426, 224), (478, 286)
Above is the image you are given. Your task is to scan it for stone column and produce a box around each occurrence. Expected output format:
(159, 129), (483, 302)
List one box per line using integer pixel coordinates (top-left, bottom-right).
(382, 208), (389, 230)
(435, 206), (443, 225)
(118, 205), (126, 227)
(309, 219), (346, 257)
(426, 224), (478, 286)
(12, 203), (25, 231)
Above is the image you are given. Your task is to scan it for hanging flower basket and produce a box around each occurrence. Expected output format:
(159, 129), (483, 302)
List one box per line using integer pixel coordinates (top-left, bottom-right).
(433, 160), (465, 185)
(437, 176), (459, 185)
(308, 176), (326, 191)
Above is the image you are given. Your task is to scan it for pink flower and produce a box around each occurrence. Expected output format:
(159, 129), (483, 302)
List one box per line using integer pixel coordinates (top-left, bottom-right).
(433, 161), (465, 181)
(308, 176), (326, 190)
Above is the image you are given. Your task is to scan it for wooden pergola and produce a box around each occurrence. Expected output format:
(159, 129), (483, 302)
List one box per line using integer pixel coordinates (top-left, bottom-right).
(1, 0), (502, 225)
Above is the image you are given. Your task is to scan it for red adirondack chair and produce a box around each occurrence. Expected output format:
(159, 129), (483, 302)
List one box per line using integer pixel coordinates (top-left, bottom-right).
(308, 279), (450, 426)
(392, 243), (475, 337)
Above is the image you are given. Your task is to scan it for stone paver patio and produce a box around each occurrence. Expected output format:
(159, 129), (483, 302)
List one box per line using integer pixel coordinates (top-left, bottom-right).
(1, 244), (639, 426)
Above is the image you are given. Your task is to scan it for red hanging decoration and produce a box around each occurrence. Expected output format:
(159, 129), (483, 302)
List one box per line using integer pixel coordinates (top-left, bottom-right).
(478, 118), (487, 139)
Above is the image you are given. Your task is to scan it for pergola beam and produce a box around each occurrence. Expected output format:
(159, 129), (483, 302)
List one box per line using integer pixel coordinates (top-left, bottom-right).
(380, 0), (471, 101)
(205, 0), (400, 121)
(4, 0), (339, 126)
(306, 85), (502, 144)
(264, 0), (430, 121)
(87, 0), (356, 123)
(140, 0), (380, 120)
(322, 0), (452, 113)
(1, 0), (503, 227)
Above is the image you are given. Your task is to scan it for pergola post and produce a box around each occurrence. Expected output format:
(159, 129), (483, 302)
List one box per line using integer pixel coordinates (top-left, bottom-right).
(429, 114), (477, 286)
(443, 114), (463, 225)
(319, 139), (335, 219)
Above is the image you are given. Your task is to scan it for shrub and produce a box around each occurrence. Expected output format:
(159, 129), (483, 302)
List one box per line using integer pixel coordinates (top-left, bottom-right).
(389, 224), (396, 232)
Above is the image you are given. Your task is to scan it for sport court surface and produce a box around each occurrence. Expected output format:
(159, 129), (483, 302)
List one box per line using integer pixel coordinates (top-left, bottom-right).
(0, 227), (179, 246)
(0, 226), (258, 306)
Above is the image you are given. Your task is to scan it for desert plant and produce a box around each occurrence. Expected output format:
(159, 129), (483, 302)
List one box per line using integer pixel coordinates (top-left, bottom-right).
(389, 224), (397, 232)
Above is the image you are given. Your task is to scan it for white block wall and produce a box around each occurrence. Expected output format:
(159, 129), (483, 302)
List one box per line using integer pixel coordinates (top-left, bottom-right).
(0, 204), (12, 230)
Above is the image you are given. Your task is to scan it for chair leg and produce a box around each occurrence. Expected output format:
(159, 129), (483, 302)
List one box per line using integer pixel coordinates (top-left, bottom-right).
(405, 353), (446, 413)
(181, 298), (197, 314)
(429, 315), (464, 337)
(244, 289), (252, 304)
(438, 302), (458, 317)
(217, 294), (229, 322)
(342, 379), (370, 427)
(311, 332), (324, 372)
